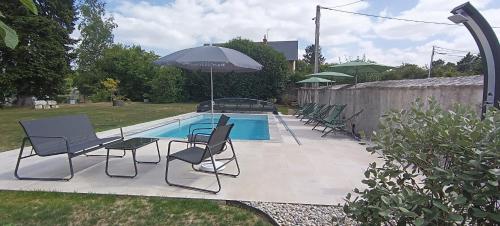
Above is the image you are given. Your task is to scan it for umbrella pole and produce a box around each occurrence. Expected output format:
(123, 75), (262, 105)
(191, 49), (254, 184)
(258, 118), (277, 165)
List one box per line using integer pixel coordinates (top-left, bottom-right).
(211, 66), (214, 129)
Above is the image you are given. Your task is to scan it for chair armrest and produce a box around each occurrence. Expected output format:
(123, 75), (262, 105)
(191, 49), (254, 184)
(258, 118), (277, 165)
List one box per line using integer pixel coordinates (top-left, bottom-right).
(26, 135), (70, 153)
(190, 127), (213, 137)
(167, 140), (207, 156)
(188, 122), (217, 134)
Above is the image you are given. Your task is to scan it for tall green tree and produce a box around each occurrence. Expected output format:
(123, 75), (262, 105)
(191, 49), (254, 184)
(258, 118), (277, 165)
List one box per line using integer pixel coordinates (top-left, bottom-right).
(95, 44), (160, 101)
(181, 38), (288, 101)
(302, 44), (325, 65)
(382, 63), (427, 80)
(74, 0), (116, 96)
(0, 0), (76, 105)
(456, 52), (483, 75)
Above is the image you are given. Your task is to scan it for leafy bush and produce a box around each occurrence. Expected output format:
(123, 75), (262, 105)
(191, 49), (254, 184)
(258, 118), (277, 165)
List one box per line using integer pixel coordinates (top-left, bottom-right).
(89, 89), (110, 102)
(183, 38), (289, 101)
(150, 67), (184, 103)
(96, 44), (159, 101)
(344, 99), (499, 225)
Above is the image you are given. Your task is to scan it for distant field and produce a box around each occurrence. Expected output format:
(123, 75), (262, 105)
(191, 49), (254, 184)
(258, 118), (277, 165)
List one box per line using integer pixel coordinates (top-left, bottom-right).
(0, 102), (197, 152)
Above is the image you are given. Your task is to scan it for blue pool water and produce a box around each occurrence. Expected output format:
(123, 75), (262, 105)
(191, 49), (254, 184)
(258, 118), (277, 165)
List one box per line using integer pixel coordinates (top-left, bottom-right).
(141, 114), (270, 140)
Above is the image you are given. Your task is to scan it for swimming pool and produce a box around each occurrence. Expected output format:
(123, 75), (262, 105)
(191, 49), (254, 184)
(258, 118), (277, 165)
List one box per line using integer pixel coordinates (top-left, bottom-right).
(138, 114), (270, 140)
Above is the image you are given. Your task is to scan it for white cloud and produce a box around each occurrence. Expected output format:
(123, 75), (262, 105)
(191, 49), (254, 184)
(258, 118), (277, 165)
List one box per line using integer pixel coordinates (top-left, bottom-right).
(105, 0), (500, 66)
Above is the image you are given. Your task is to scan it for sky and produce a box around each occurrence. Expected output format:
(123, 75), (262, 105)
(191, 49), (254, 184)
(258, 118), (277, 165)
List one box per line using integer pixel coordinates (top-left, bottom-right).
(79, 0), (500, 67)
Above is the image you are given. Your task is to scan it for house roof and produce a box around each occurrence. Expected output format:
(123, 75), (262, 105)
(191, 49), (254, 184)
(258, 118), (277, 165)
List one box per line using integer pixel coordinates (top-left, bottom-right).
(259, 41), (298, 61)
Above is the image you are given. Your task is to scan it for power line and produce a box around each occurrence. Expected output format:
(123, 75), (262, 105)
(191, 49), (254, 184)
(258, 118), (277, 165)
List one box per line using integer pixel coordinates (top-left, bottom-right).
(434, 46), (477, 53)
(320, 6), (500, 29)
(325, 0), (364, 9)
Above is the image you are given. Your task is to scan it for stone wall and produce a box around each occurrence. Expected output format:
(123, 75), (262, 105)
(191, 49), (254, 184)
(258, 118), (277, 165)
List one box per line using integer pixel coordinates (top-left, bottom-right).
(298, 75), (483, 136)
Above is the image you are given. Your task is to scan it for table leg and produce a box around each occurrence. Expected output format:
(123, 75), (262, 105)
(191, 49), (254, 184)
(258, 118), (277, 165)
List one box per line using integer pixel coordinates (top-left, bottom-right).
(105, 149), (137, 178)
(86, 149), (125, 158)
(135, 141), (161, 164)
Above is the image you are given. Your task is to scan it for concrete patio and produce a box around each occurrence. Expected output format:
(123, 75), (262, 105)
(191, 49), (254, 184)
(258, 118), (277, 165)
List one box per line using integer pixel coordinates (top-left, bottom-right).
(0, 113), (379, 205)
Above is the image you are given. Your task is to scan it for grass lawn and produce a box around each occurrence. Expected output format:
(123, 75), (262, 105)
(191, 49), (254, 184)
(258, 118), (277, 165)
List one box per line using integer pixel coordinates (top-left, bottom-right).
(0, 190), (271, 225)
(0, 102), (197, 152)
(276, 105), (295, 115)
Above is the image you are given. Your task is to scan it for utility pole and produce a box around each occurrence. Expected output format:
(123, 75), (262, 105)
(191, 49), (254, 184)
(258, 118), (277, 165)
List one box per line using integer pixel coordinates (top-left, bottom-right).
(428, 45), (435, 78)
(314, 5), (321, 73)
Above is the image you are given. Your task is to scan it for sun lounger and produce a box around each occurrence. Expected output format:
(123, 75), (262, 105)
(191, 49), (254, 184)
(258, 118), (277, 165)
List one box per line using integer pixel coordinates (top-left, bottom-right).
(304, 105), (335, 125)
(300, 104), (326, 121)
(295, 103), (317, 118)
(321, 109), (364, 138)
(293, 103), (314, 116)
(311, 104), (347, 131)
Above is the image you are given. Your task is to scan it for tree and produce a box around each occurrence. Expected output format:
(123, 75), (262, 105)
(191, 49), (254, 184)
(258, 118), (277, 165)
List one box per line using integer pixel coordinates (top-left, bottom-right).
(0, 0), (37, 49)
(95, 44), (159, 101)
(0, 0), (77, 105)
(457, 53), (483, 75)
(192, 38), (288, 101)
(382, 63), (427, 80)
(150, 67), (184, 103)
(302, 44), (325, 65)
(74, 0), (117, 96)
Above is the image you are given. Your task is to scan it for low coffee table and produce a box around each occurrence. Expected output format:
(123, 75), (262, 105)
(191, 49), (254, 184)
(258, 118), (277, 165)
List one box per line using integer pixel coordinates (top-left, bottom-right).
(104, 137), (161, 178)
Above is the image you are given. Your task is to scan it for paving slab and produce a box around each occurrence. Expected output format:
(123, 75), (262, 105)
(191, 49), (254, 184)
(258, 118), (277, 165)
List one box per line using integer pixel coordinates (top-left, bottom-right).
(0, 113), (380, 205)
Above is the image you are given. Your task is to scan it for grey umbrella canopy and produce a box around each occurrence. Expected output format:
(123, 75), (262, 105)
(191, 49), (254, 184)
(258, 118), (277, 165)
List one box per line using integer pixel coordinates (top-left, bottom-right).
(155, 46), (262, 72)
(154, 45), (263, 124)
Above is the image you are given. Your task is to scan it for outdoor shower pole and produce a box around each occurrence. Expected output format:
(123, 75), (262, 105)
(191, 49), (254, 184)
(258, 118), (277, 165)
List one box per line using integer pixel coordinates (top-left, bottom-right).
(449, 2), (500, 117)
(314, 5), (321, 73)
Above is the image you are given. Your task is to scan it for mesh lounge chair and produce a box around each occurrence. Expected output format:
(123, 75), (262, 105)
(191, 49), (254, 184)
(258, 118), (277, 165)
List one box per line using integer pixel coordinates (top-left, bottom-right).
(304, 105), (335, 125)
(165, 124), (239, 194)
(311, 104), (347, 131)
(187, 114), (230, 144)
(15, 114), (121, 181)
(293, 103), (313, 116)
(295, 103), (316, 118)
(321, 109), (364, 137)
(300, 104), (326, 121)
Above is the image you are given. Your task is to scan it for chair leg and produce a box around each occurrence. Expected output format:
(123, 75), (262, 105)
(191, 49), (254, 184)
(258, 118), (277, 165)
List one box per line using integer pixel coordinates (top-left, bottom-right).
(312, 121), (321, 130)
(15, 137), (74, 181)
(165, 157), (221, 194)
(192, 139), (240, 177)
(322, 127), (335, 137)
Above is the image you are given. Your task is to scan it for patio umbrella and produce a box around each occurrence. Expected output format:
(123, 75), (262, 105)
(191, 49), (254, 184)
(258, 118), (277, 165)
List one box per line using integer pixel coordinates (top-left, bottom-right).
(330, 60), (393, 85)
(154, 45), (263, 125)
(306, 71), (353, 79)
(296, 77), (333, 84)
(296, 77), (333, 104)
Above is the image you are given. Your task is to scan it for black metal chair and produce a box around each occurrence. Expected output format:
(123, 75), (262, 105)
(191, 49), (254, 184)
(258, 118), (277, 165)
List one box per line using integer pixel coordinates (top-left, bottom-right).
(187, 114), (230, 144)
(15, 114), (121, 181)
(165, 124), (240, 194)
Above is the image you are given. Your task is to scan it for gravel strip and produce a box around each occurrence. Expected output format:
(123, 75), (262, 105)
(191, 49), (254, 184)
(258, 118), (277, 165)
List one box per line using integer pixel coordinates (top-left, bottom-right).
(243, 201), (358, 226)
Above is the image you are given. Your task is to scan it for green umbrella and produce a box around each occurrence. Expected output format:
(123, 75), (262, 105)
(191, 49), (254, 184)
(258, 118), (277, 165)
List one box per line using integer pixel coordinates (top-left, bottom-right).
(297, 77), (332, 104)
(330, 60), (393, 84)
(296, 77), (333, 83)
(306, 71), (354, 78)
